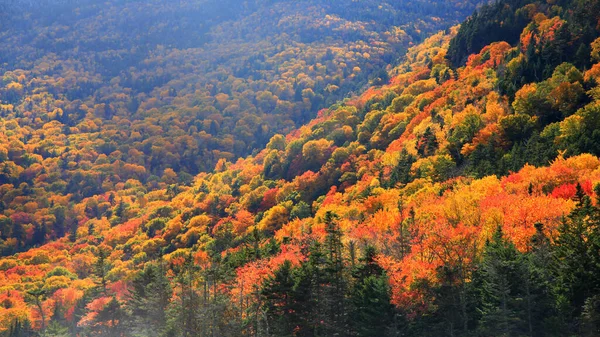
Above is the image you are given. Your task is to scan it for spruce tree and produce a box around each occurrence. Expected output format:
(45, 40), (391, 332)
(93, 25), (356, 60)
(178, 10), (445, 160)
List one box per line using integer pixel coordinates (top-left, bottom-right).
(261, 260), (297, 337)
(553, 184), (600, 333)
(475, 226), (527, 336)
(322, 211), (348, 335)
(127, 262), (172, 337)
(522, 223), (558, 336)
(349, 246), (394, 337)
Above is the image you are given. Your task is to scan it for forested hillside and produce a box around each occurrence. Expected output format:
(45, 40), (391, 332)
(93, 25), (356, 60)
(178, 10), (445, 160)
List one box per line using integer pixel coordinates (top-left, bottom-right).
(0, 0), (483, 254)
(2, 0), (600, 336)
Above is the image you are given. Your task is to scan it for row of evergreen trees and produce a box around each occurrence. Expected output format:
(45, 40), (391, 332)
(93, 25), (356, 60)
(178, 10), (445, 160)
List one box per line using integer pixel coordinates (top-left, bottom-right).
(256, 186), (600, 337)
(8, 186), (599, 337)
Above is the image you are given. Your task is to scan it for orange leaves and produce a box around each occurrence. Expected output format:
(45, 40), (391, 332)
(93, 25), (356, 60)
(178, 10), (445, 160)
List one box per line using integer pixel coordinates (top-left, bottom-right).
(348, 209), (398, 243)
(231, 244), (304, 299)
(466, 42), (512, 70)
(584, 63), (600, 83)
(461, 123), (502, 156)
(78, 296), (113, 327)
(231, 209), (255, 235)
(376, 254), (436, 312)
(520, 16), (565, 53)
(105, 218), (142, 246)
(0, 291), (30, 333)
(193, 250), (210, 268)
(479, 192), (572, 250)
(368, 158), (596, 309)
(52, 287), (84, 322)
(423, 222), (479, 270)
(387, 111), (428, 152)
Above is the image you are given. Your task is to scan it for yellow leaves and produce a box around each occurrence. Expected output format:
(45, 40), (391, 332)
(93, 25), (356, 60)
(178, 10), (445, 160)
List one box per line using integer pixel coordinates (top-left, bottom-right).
(411, 116), (433, 137)
(188, 214), (211, 229)
(0, 291), (30, 334)
(266, 134), (286, 151)
(484, 92), (507, 123)
(5, 82), (24, 92)
(257, 204), (290, 233)
(558, 114), (583, 141)
(512, 83), (538, 115)
(301, 138), (333, 166)
(451, 105), (479, 128)
(140, 238), (167, 256)
(533, 12), (548, 24)
(592, 37), (600, 62)
(162, 168), (178, 184)
(43, 275), (72, 293)
(563, 153), (600, 171)
(275, 218), (309, 242)
(179, 227), (205, 248)
(23, 250), (51, 266)
(0, 259), (18, 272)
(584, 63), (600, 83)
(403, 79), (438, 96)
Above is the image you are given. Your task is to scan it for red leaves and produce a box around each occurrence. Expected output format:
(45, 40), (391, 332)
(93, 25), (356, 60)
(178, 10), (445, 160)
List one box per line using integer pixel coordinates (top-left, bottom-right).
(551, 181), (593, 199)
(52, 288), (84, 322)
(232, 244), (304, 300)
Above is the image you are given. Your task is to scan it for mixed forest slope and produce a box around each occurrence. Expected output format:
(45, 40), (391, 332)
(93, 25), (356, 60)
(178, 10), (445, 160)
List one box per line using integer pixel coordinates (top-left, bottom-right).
(2, 0), (600, 336)
(0, 0), (483, 254)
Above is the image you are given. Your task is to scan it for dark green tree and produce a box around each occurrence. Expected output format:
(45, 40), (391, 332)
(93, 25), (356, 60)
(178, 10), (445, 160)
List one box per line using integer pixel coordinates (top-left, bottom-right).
(474, 226), (527, 336)
(349, 246), (394, 336)
(553, 184), (600, 333)
(261, 260), (298, 337)
(126, 261), (172, 336)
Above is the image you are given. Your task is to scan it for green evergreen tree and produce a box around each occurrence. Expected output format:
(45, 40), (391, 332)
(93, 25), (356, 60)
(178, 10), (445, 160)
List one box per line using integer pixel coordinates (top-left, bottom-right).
(7, 319), (35, 337)
(522, 223), (559, 337)
(94, 247), (110, 295)
(349, 246), (394, 337)
(553, 184), (600, 333)
(94, 297), (125, 337)
(322, 211), (348, 336)
(261, 260), (298, 337)
(127, 262), (172, 337)
(475, 226), (527, 336)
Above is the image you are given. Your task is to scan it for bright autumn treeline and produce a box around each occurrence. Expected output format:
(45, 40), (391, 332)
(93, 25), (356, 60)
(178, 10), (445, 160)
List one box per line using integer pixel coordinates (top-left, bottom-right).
(2, 0), (600, 336)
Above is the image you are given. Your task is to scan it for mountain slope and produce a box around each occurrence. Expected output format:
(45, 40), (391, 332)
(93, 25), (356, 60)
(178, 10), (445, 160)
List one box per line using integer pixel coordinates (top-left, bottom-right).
(2, 0), (600, 336)
(0, 0), (485, 255)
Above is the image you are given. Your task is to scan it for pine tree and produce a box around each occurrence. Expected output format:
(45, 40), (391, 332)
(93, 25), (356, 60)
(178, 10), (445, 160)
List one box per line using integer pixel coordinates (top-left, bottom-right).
(322, 211), (348, 335)
(7, 319), (35, 337)
(45, 320), (70, 337)
(127, 261), (172, 337)
(94, 247), (110, 295)
(25, 286), (47, 336)
(167, 253), (201, 337)
(94, 297), (125, 336)
(349, 246), (394, 337)
(553, 184), (600, 332)
(522, 223), (558, 337)
(261, 260), (297, 337)
(475, 226), (527, 336)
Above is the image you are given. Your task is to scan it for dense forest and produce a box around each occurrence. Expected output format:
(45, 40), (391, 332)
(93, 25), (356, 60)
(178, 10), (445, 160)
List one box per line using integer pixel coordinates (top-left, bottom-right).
(0, 0), (482, 253)
(2, 0), (600, 336)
